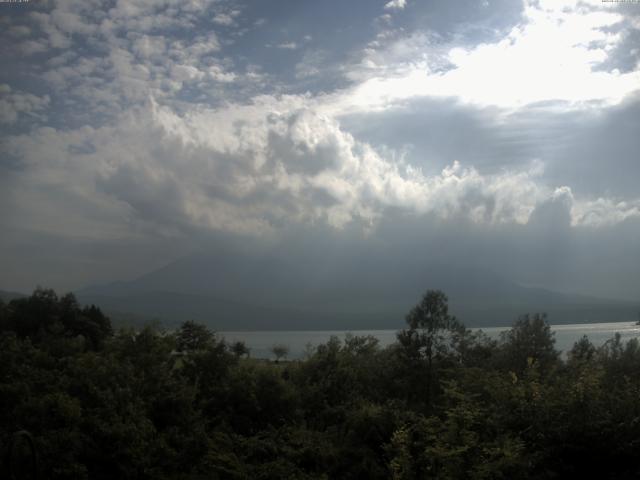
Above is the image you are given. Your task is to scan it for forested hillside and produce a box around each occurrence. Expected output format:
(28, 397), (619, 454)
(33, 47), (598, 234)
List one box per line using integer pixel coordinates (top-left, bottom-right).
(2, 288), (640, 479)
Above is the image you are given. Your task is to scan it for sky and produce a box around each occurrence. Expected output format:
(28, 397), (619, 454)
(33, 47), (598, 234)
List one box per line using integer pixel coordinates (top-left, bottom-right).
(1, 0), (639, 301)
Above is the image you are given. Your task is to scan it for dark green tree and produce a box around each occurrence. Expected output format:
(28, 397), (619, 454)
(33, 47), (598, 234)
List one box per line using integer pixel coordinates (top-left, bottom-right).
(271, 344), (289, 363)
(568, 335), (597, 363)
(230, 340), (250, 358)
(398, 290), (463, 406)
(0, 289), (112, 350)
(498, 313), (559, 375)
(176, 320), (215, 353)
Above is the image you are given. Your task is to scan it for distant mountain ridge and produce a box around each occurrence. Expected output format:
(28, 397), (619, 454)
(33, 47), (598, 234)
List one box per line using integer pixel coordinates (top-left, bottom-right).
(77, 249), (640, 330)
(0, 289), (27, 303)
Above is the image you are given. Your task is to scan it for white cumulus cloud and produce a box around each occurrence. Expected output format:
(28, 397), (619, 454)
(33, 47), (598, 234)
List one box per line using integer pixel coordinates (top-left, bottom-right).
(384, 0), (407, 11)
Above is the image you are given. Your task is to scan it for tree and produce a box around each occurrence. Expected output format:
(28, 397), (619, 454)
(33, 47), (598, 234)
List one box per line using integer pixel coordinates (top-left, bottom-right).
(398, 290), (463, 406)
(3, 287), (59, 339)
(176, 320), (215, 353)
(498, 313), (559, 375)
(271, 344), (289, 363)
(59, 294), (112, 349)
(568, 335), (596, 364)
(230, 340), (250, 358)
(0, 289), (112, 350)
(0, 298), (6, 328)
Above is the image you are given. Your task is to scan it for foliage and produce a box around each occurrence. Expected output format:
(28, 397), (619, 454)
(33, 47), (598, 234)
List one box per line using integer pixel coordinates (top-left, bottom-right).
(0, 288), (112, 350)
(396, 290), (464, 407)
(497, 312), (560, 375)
(270, 343), (290, 362)
(2, 287), (640, 479)
(175, 320), (215, 353)
(230, 340), (250, 358)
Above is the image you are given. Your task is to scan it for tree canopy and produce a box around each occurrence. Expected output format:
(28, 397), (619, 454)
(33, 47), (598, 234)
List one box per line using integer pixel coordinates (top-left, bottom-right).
(2, 287), (640, 479)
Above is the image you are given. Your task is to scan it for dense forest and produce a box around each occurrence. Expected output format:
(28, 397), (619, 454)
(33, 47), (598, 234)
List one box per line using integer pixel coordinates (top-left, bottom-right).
(2, 288), (640, 479)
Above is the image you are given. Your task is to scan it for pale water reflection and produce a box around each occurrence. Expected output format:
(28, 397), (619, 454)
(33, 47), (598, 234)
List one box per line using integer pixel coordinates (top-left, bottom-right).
(221, 322), (640, 360)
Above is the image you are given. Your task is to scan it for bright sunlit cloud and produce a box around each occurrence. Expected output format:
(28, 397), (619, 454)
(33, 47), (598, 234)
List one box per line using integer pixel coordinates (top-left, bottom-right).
(338, 0), (638, 112)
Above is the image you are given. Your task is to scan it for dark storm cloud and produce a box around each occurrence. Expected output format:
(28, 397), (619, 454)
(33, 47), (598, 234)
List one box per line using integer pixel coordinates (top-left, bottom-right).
(544, 97), (640, 197)
(367, 211), (640, 301)
(340, 98), (530, 174)
(340, 95), (640, 202)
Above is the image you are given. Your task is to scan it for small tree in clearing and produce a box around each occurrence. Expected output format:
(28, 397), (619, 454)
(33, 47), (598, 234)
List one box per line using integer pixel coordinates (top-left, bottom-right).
(271, 343), (289, 363)
(230, 340), (250, 358)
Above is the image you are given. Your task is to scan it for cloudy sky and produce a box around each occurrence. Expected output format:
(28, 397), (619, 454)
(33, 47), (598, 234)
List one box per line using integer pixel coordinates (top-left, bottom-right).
(1, 0), (639, 301)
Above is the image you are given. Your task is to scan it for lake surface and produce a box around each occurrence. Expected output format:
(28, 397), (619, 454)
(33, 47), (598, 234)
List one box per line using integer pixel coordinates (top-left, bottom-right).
(220, 321), (640, 359)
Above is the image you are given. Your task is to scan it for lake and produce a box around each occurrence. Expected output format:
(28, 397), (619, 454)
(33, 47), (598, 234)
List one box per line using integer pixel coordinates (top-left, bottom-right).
(220, 321), (640, 359)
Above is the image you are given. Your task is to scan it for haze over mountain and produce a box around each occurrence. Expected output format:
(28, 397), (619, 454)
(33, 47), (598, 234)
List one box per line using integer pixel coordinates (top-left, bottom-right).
(0, 290), (26, 304)
(78, 245), (639, 330)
